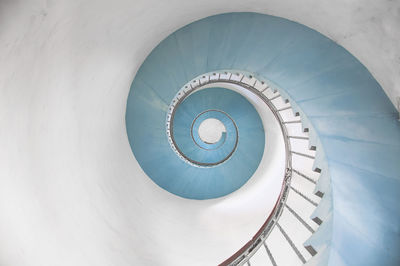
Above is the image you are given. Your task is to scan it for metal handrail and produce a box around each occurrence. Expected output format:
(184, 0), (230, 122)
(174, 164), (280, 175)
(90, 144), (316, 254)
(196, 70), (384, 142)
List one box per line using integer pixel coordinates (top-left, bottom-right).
(166, 71), (301, 265)
(190, 109), (237, 151)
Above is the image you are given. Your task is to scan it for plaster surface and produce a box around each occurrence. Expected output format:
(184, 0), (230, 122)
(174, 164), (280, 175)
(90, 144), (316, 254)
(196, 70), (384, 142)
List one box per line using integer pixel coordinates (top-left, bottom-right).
(0, 1), (399, 266)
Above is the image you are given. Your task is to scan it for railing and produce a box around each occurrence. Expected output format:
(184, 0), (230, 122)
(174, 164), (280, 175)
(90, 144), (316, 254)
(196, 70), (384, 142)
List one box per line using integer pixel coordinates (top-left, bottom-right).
(166, 71), (322, 265)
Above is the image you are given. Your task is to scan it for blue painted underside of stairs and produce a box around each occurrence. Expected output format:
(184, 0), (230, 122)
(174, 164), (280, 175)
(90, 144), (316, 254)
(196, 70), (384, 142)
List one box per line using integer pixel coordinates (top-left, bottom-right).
(127, 85), (264, 200)
(126, 12), (400, 265)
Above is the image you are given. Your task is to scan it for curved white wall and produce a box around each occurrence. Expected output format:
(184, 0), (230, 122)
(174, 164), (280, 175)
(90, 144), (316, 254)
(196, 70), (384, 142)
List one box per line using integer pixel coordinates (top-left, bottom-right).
(3, 0), (397, 103)
(0, 1), (399, 265)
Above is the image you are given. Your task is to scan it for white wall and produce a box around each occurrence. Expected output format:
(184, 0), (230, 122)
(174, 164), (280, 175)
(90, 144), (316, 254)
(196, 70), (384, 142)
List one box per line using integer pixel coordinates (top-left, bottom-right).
(0, 0), (399, 265)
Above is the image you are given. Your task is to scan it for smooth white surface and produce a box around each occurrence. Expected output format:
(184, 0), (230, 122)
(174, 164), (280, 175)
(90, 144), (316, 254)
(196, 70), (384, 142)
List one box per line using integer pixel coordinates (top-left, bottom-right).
(198, 118), (226, 144)
(0, 21), (286, 266)
(0, 1), (398, 265)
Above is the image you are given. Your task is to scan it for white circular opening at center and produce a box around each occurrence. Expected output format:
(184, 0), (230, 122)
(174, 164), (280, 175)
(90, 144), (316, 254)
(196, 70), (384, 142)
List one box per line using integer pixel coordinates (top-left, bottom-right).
(198, 118), (226, 144)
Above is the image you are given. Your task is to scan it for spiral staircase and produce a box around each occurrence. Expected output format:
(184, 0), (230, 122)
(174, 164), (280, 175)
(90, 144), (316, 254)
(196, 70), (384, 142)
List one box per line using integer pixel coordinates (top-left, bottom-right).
(167, 72), (324, 265)
(1, 5), (399, 266)
(125, 12), (400, 266)
(127, 67), (325, 265)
